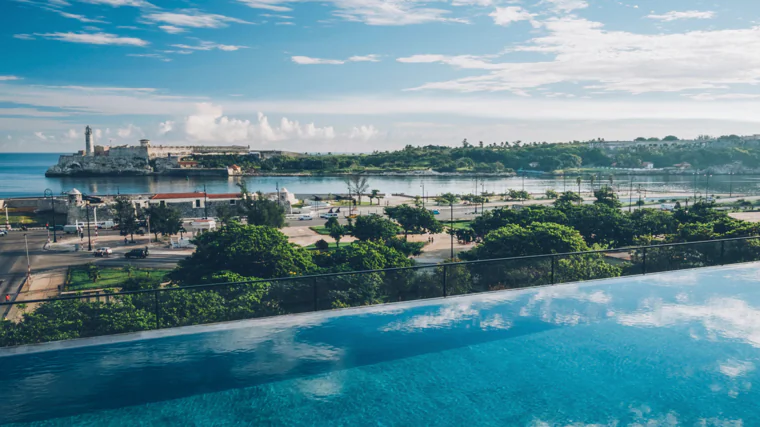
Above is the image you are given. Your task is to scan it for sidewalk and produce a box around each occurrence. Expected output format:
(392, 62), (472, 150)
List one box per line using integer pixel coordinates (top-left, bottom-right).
(5, 269), (64, 322)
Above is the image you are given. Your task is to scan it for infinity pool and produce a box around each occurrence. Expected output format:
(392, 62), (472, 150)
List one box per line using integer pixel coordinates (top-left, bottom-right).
(3, 264), (760, 426)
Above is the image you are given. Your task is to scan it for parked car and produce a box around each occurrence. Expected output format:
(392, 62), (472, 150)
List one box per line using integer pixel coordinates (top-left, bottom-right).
(320, 213), (339, 219)
(0, 230), (7, 237)
(48, 225), (64, 231)
(124, 249), (148, 259)
(94, 247), (113, 257)
(430, 210), (440, 215)
(298, 214), (314, 220)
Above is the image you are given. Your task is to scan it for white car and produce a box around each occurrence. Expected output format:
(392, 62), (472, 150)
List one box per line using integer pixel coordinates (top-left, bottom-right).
(298, 215), (314, 221)
(319, 213), (339, 219)
(94, 247), (113, 257)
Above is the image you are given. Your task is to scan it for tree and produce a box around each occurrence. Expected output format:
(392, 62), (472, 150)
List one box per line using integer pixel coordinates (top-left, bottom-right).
(351, 215), (400, 241)
(344, 175), (370, 205)
(663, 135), (679, 141)
(545, 189), (559, 199)
(214, 203), (239, 226)
(145, 204), (182, 242)
(437, 193), (459, 205)
(112, 196), (140, 241)
(86, 263), (100, 283)
(576, 176), (582, 195)
(384, 204), (444, 239)
(554, 191), (583, 207)
(593, 186), (622, 208)
(314, 239), (329, 251)
(328, 223), (346, 248)
(634, 137), (647, 142)
(172, 223), (315, 283)
(462, 222), (589, 260)
(370, 189), (380, 205)
(239, 191), (285, 228)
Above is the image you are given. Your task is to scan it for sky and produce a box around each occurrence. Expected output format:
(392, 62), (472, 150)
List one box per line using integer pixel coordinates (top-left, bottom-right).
(2, 0), (760, 153)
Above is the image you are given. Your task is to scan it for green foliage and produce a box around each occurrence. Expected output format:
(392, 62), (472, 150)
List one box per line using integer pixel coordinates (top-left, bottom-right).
(384, 204), (444, 238)
(173, 223), (315, 283)
(112, 196), (140, 238)
(145, 204), (182, 240)
(462, 222), (589, 260)
(351, 215), (401, 241)
(554, 191), (583, 207)
(437, 192), (459, 205)
(314, 239), (330, 251)
(239, 191), (286, 228)
(507, 189), (531, 200)
(593, 186), (621, 208)
(545, 189), (559, 199)
(87, 263), (100, 283)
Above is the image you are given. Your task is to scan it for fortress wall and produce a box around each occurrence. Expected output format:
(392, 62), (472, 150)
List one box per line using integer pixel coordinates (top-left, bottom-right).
(109, 146), (149, 159)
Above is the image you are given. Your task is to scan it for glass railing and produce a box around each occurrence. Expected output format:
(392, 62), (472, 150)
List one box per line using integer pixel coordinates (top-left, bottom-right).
(2, 236), (760, 348)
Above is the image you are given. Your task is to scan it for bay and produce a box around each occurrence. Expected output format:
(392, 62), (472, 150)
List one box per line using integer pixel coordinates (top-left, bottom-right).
(1, 153), (759, 198)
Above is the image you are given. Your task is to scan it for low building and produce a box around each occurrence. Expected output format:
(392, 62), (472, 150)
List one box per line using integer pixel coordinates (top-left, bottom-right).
(149, 192), (243, 218)
(641, 162), (654, 169)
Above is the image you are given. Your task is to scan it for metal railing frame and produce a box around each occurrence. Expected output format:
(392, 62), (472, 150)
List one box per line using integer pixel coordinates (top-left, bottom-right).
(1, 235), (757, 308)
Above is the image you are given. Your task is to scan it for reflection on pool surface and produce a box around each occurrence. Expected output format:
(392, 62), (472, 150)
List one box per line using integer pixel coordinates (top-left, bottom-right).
(3, 264), (760, 425)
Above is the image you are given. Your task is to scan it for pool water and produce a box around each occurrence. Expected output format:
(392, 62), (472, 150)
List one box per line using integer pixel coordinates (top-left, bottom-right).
(3, 264), (760, 426)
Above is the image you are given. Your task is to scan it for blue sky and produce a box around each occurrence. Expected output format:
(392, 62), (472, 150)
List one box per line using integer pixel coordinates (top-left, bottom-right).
(2, 0), (760, 152)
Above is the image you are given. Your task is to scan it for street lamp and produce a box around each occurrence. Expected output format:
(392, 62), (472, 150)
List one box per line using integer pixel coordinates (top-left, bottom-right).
(24, 233), (31, 284)
(420, 183), (425, 208)
(450, 202), (454, 260)
(44, 188), (57, 243)
(729, 172), (734, 198)
(705, 174), (712, 200)
(85, 200), (93, 251)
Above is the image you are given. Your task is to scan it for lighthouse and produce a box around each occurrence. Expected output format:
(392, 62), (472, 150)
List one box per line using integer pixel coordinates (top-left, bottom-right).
(85, 125), (94, 156)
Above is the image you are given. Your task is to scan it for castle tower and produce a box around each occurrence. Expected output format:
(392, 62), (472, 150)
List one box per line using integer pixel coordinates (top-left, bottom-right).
(85, 126), (94, 156)
(140, 139), (151, 148)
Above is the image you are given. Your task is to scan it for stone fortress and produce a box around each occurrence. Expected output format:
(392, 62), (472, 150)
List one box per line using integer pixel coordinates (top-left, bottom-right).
(46, 126), (252, 177)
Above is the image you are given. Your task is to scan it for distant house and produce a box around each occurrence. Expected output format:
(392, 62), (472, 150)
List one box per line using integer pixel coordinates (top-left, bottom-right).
(227, 164), (243, 176)
(529, 162), (540, 168)
(641, 162), (654, 169)
(178, 161), (199, 169)
(673, 162), (692, 170)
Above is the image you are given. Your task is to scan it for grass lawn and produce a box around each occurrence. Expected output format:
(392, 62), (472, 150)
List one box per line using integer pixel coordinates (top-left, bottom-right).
(67, 266), (172, 291)
(309, 226), (331, 235)
(445, 220), (473, 230)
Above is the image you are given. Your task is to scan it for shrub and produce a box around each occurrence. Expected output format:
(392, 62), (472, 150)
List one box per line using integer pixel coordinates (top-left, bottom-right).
(314, 239), (330, 251)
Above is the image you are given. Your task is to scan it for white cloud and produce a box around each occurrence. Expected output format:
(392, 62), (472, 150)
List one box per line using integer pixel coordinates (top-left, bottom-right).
(94, 128), (103, 139)
(171, 41), (247, 51)
(34, 131), (49, 141)
(76, 0), (154, 7)
(0, 76), (22, 81)
(349, 125), (379, 141)
(274, 21), (295, 25)
(53, 11), (108, 23)
(237, 0), (464, 25)
(543, 0), (588, 13)
(117, 124), (143, 139)
(158, 120), (174, 135)
(13, 34), (35, 40)
(143, 10), (251, 28)
(259, 13), (293, 18)
(400, 17), (760, 95)
(292, 56), (345, 65)
(32, 32), (149, 46)
(158, 25), (186, 34)
(347, 54), (380, 62)
(647, 11), (715, 22)
(238, 0), (292, 12)
(489, 6), (538, 27)
(292, 54), (381, 64)
(719, 360), (755, 378)
(127, 53), (171, 62)
(183, 103), (336, 143)
(397, 54), (502, 69)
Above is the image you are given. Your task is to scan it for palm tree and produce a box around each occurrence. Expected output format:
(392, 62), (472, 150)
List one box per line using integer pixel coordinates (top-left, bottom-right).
(576, 176), (582, 197)
(370, 189), (380, 205)
(608, 175), (614, 191)
(589, 175), (596, 193)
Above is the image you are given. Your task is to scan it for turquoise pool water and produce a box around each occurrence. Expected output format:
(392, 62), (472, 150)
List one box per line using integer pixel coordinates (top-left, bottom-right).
(3, 264), (760, 425)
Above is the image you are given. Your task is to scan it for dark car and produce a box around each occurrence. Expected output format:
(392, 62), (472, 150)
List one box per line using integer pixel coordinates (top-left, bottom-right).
(124, 249), (148, 259)
(119, 229), (146, 236)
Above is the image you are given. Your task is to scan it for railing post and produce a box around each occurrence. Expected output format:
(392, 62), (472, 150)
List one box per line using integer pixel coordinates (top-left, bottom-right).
(313, 277), (319, 312)
(442, 263), (448, 298)
(154, 289), (160, 330)
(550, 255), (556, 285)
(642, 247), (647, 275)
(720, 240), (725, 266)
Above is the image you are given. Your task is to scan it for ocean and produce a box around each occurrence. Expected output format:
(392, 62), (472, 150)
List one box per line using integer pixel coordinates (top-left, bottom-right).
(0, 153), (758, 199)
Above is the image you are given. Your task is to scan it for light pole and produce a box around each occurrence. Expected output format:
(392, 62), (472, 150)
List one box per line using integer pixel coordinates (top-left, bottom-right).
(450, 202), (454, 260)
(44, 189), (57, 243)
(628, 178), (633, 213)
(203, 184), (209, 219)
(421, 183), (425, 208)
(24, 233), (31, 284)
(705, 174), (712, 200)
(4, 205), (9, 231)
(693, 171), (698, 201)
(729, 172), (734, 198)
(481, 183), (485, 211)
(85, 201), (92, 251)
